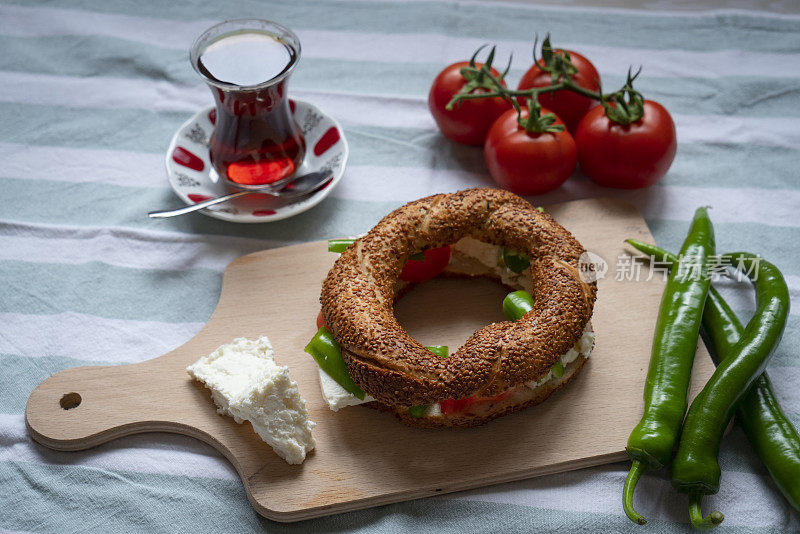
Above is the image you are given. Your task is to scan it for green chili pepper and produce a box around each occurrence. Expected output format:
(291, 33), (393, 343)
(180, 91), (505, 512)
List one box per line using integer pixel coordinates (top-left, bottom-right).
(502, 290), (534, 321)
(670, 253), (789, 528)
(502, 290), (564, 380)
(727, 349), (800, 516)
(628, 239), (800, 517)
(328, 238), (355, 253)
(305, 327), (366, 399)
(307, 328), (450, 406)
(425, 345), (449, 359)
(502, 247), (531, 273)
(622, 207), (714, 526)
(408, 405), (429, 418)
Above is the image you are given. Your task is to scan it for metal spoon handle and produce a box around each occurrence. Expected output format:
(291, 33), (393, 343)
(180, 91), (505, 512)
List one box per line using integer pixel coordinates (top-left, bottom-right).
(149, 171), (332, 219)
(148, 189), (253, 218)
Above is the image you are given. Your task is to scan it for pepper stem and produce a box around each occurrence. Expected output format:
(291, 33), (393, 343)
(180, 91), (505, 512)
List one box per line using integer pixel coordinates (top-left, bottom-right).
(688, 493), (724, 530)
(622, 460), (647, 525)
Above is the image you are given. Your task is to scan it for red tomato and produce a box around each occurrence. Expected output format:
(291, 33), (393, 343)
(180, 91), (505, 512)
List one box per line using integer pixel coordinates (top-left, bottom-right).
(399, 246), (451, 283)
(517, 50), (600, 134)
(429, 62), (511, 146)
(440, 389), (515, 415)
(316, 310), (326, 330)
(575, 100), (677, 189)
(483, 108), (577, 196)
(438, 397), (471, 414)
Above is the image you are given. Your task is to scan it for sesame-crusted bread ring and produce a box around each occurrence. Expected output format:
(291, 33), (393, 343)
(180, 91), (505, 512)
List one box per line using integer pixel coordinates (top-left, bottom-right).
(320, 188), (596, 408)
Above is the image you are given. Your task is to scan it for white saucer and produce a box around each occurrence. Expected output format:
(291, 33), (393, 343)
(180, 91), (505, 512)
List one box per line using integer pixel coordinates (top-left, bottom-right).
(165, 99), (348, 223)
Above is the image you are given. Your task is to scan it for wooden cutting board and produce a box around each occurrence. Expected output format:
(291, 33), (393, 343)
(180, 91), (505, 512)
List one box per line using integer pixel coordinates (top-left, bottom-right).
(25, 197), (715, 522)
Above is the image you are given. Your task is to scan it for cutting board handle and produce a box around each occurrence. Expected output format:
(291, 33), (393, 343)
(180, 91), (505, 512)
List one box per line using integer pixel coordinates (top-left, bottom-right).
(25, 357), (199, 451)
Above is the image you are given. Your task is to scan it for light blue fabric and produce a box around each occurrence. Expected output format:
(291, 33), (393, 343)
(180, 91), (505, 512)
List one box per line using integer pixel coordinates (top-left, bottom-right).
(1, 0), (799, 531)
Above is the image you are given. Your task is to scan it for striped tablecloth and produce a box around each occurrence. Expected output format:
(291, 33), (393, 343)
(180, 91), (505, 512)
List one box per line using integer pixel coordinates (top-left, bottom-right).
(2, 1), (799, 532)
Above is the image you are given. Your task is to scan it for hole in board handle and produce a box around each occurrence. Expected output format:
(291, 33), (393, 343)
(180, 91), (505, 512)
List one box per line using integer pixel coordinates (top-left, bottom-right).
(60, 392), (82, 410)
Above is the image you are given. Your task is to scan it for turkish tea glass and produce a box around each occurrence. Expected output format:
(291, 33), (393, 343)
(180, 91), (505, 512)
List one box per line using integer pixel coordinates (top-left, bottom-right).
(190, 19), (305, 190)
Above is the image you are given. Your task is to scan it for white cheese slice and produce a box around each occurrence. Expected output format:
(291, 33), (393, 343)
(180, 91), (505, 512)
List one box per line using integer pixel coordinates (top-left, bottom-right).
(318, 367), (374, 411)
(187, 336), (315, 465)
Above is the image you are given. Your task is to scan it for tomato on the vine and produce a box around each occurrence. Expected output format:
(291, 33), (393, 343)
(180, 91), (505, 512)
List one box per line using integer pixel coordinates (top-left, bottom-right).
(483, 108), (577, 196)
(575, 100), (677, 189)
(429, 62), (511, 146)
(517, 50), (600, 134)
(399, 246), (451, 283)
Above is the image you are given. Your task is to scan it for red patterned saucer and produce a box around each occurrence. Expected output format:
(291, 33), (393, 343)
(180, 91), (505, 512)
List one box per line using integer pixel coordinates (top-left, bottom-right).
(165, 99), (347, 223)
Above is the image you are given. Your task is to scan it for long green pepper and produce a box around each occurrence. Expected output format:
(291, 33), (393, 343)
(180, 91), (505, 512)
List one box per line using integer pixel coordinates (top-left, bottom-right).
(622, 207), (715, 525)
(705, 294), (800, 517)
(628, 239), (800, 517)
(670, 253), (789, 528)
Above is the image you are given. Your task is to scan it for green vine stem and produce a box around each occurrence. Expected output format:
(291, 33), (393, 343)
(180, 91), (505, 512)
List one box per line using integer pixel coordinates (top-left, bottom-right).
(599, 67), (645, 125)
(445, 35), (647, 125)
(446, 45), (511, 109)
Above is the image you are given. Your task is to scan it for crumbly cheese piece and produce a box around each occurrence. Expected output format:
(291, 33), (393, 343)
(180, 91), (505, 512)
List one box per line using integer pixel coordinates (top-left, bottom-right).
(526, 327), (595, 388)
(455, 237), (501, 269)
(426, 403), (442, 417)
(448, 237), (533, 289)
(187, 336), (315, 465)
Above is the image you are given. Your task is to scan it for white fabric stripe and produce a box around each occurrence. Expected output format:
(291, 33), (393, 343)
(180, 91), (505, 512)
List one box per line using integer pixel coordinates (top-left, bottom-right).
(0, 414), (237, 481)
(685, 274), (800, 319)
(687, 275), (800, 319)
(2, 71), (799, 150)
(305, 33), (800, 80)
(0, 221), (797, 324)
(446, 464), (800, 529)
(670, 114), (800, 148)
(0, 142), (164, 188)
(768, 366), (800, 410)
(0, 220), (287, 266)
(0, 4), (208, 49)
(1, 4), (799, 78)
(0, 222), (797, 323)
(4, 403), (798, 530)
(334, 166), (800, 227)
(359, 0), (800, 19)
(0, 210), (797, 330)
(0, 219), (280, 271)
(0, 312), (202, 363)
(4, 139), (800, 232)
(4, 369), (800, 496)
(0, 70), (203, 114)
